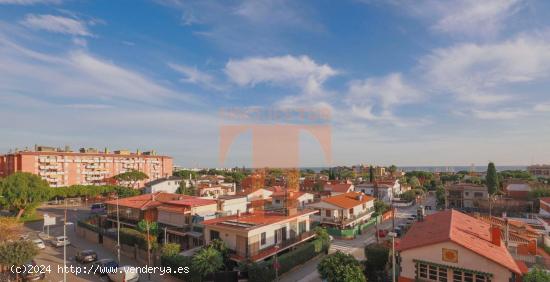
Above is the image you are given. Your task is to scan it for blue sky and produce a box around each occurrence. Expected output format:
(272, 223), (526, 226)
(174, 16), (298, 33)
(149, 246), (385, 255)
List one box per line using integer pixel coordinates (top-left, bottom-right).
(1, 0), (550, 167)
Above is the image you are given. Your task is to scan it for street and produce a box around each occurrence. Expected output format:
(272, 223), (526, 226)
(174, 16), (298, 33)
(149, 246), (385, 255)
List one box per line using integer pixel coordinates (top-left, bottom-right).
(21, 204), (180, 282)
(280, 194), (436, 282)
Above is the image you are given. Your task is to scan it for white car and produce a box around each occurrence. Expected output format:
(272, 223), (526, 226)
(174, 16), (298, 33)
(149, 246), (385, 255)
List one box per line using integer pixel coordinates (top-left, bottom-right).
(107, 266), (140, 282)
(51, 236), (70, 247)
(32, 239), (46, 250)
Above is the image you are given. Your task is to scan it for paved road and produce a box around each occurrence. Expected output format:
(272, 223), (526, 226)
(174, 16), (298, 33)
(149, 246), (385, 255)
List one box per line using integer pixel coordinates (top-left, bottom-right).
(21, 204), (181, 282)
(280, 195), (437, 282)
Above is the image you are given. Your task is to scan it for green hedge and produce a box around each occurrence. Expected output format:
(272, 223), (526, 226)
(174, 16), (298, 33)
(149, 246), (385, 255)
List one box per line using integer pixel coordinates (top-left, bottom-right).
(327, 216), (379, 238)
(48, 185), (140, 200)
(119, 227), (157, 250)
(247, 238), (327, 282)
(77, 220), (100, 233)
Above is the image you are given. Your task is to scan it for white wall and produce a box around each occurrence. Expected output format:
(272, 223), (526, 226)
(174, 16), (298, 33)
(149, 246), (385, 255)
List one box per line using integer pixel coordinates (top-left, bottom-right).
(145, 179), (181, 193)
(220, 197), (247, 215)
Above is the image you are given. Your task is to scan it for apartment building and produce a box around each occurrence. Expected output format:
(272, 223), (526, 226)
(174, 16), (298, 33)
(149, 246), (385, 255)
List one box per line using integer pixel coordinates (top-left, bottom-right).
(308, 192), (374, 229)
(202, 209), (317, 262)
(0, 146), (172, 187)
(527, 164), (550, 178)
(445, 183), (489, 209)
(397, 210), (526, 282)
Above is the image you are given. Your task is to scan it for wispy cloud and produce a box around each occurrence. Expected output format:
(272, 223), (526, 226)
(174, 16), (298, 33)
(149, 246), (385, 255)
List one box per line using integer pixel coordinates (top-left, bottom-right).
(21, 14), (91, 36)
(168, 62), (223, 90)
(225, 55), (337, 95)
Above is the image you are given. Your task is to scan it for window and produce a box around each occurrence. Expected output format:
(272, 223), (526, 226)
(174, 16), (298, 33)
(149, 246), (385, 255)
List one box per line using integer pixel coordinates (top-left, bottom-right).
(417, 263), (447, 282)
(299, 221), (306, 234)
(349, 208), (354, 214)
(210, 230), (220, 241)
(464, 192), (469, 196)
(362, 203), (366, 209)
(261, 232), (266, 245)
(474, 192), (483, 198)
(325, 210), (331, 217)
(452, 270), (491, 282)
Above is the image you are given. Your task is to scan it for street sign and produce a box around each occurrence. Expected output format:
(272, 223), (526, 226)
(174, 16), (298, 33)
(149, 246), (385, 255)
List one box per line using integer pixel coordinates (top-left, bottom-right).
(44, 214), (56, 226)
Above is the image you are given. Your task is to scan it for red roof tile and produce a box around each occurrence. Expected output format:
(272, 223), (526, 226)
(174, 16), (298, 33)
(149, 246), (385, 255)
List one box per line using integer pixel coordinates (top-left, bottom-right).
(324, 183), (353, 193)
(397, 210), (522, 274)
(321, 192), (374, 209)
(105, 193), (214, 210)
(202, 210), (316, 230)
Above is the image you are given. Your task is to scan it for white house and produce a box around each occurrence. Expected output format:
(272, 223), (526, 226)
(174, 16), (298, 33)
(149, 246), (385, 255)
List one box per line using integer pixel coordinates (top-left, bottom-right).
(144, 176), (184, 194)
(355, 183), (394, 203)
(202, 209), (317, 262)
(308, 192), (375, 229)
(271, 191), (315, 209)
(323, 182), (354, 196)
(217, 195), (248, 216)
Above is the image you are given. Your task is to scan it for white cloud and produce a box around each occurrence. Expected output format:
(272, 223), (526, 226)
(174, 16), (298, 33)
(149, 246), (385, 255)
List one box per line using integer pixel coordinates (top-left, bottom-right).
(345, 73), (425, 126)
(534, 103), (550, 112)
(225, 55), (337, 95)
(0, 0), (61, 4)
(420, 34), (550, 105)
(0, 34), (194, 104)
(385, 0), (524, 37)
(471, 109), (527, 120)
(431, 0), (523, 36)
(21, 14), (91, 36)
(168, 63), (222, 90)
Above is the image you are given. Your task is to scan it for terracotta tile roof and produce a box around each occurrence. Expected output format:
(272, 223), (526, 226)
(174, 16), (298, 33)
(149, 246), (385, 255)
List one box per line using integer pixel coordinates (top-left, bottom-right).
(321, 192), (374, 209)
(202, 210), (316, 230)
(324, 183), (353, 193)
(397, 210), (522, 274)
(104, 192), (182, 210)
(539, 197), (550, 204)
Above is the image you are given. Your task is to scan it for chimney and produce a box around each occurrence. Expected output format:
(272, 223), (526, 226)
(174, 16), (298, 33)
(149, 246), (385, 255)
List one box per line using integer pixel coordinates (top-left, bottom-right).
(491, 226), (501, 246)
(236, 210), (241, 217)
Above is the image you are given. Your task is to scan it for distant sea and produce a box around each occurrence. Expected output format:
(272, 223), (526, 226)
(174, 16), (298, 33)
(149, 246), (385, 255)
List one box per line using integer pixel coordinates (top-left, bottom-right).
(300, 166), (527, 173)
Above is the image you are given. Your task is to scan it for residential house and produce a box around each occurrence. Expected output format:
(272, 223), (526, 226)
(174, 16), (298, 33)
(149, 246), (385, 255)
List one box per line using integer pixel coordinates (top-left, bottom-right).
(105, 192), (182, 227)
(197, 183), (236, 199)
(355, 182), (393, 203)
(308, 192), (375, 229)
(539, 197), (550, 217)
(445, 183), (489, 209)
(157, 197), (218, 250)
(144, 176), (184, 194)
(323, 182), (354, 196)
(202, 209), (317, 262)
(504, 181), (532, 200)
(271, 190), (315, 209)
(217, 195), (248, 216)
(397, 210), (526, 282)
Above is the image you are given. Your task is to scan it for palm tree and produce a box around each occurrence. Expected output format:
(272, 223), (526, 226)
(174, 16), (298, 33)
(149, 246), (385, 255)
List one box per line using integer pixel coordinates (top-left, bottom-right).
(192, 246), (223, 280)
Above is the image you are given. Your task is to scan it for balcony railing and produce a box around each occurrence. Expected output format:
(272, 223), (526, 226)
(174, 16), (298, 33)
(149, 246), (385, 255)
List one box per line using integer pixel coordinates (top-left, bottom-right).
(320, 208), (374, 226)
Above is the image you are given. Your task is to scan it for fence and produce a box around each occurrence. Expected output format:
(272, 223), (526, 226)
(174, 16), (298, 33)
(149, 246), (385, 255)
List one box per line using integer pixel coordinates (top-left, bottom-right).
(327, 216), (379, 239)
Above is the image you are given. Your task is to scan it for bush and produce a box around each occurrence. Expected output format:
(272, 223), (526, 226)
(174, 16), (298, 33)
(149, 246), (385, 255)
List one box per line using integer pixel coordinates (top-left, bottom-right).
(247, 261), (275, 282)
(318, 251), (366, 282)
(161, 243), (180, 258)
(161, 254), (199, 282)
(77, 220), (100, 232)
(119, 228), (157, 250)
(275, 241), (317, 274)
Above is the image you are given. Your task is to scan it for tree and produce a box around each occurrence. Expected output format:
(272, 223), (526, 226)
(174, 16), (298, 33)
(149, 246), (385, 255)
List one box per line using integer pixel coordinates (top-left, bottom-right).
(435, 185), (446, 208)
(314, 227), (331, 249)
(113, 170), (148, 188)
(176, 181), (196, 196)
(0, 240), (38, 269)
(408, 176), (421, 189)
(373, 200), (389, 216)
(137, 219), (158, 237)
(0, 217), (23, 242)
(486, 162), (499, 195)
(0, 172), (50, 219)
(318, 252), (366, 282)
(192, 246), (223, 279)
(524, 266), (550, 282)
(364, 244), (389, 281)
(388, 165), (397, 174)
(208, 239), (232, 269)
(369, 166), (375, 183)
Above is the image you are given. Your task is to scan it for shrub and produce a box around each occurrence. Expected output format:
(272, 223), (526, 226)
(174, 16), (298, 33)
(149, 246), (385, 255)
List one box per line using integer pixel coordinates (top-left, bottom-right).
(318, 251), (366, 282)
(247, 261), (275, 282)
(161, 243), (180, 258)
(119, 228), (157, 250)
(161, 254), (199, 282)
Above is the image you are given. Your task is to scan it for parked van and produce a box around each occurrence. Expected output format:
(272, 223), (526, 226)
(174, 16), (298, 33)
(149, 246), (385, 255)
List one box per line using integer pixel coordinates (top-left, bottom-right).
(90, 203), (106, 213)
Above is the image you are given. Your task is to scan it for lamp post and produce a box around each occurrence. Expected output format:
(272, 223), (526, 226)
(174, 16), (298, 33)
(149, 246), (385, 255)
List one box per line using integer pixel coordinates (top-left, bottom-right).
(63, 198), (67, 282)
(388, 232), (397, 282)
(274, 244), (280, 281)
(116, 196), (121, 264)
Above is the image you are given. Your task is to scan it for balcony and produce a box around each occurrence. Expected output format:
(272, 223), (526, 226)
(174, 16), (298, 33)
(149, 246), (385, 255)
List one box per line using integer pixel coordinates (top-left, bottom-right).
(231, 230), (316, 262)
(319, 208), (374, 227)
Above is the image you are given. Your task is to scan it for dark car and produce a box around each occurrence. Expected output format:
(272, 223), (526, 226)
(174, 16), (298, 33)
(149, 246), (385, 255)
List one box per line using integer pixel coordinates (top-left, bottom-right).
(22, 260), (46, 281)
(90, 203), (106, 213)
(91, 259), (119, 276)
(75, 250), (98, 263)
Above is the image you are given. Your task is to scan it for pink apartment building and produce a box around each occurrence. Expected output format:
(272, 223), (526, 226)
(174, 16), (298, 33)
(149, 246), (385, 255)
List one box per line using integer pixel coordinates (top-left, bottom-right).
(0, 146), (172, 187)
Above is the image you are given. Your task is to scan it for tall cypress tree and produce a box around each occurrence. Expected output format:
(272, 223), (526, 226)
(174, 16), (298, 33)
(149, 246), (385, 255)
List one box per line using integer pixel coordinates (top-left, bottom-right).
(486, 162), (499, 195)
(369, 166), (375, 183)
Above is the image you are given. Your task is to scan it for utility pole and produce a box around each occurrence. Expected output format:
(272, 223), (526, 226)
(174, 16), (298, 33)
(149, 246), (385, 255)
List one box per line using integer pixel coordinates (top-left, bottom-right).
(63, 199), (67, 282)
(146, 220), (152, 281)
(389, 232), (397, 282)
(116, 196), (121, 264)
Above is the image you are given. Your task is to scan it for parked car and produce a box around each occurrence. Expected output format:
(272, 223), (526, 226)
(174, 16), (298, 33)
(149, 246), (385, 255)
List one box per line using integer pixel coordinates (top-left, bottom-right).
(51, 236), (70, 247)
(21, 260), (46, 281)
(90, 203), (106, 213)
(20, 233), (30, 240)
(75, 250), (98, 263)
(107, 266), (140, 282)
(393, 227), (402, 237)
(32, 239), (46, 250)
(91, 259), (119, 276)
(329, 235), (334, 242)
(377, 229), (388, 238)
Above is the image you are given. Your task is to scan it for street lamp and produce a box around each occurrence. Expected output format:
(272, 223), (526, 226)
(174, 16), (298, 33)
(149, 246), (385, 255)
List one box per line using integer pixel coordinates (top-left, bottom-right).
(388, 232), (397, 282)
(274, 244), (280, 281)
(63, 198), (67, 282)
(116, 196), (121, 264)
